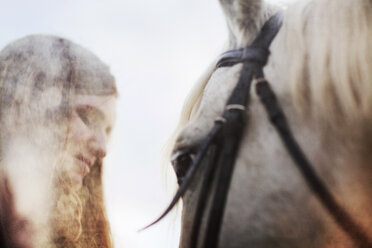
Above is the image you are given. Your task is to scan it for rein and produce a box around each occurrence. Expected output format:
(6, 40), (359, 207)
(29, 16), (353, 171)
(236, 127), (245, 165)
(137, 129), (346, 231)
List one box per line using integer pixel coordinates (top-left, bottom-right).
(146, 13), (372, 248)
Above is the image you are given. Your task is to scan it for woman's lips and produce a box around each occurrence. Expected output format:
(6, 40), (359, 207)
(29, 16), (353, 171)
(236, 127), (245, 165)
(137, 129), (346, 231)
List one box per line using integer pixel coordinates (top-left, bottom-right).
(76, 155), (94, 177)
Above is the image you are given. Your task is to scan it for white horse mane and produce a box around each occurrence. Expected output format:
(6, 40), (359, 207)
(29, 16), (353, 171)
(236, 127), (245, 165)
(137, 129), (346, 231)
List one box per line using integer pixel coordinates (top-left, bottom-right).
(284, 0), (372, 133)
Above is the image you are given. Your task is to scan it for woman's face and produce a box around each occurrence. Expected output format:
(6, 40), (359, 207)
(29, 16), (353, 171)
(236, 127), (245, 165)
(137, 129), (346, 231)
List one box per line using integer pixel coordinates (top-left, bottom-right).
(67, 94), (116, 187)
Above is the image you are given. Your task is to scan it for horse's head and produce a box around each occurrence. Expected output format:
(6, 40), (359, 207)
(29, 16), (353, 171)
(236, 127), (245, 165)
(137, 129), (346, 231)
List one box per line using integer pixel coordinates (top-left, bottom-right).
(171, 0), (372, 247)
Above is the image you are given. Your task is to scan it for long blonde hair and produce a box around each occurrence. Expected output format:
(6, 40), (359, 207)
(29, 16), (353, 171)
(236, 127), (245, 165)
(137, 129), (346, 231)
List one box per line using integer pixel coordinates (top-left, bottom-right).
(52, 161), (113, 248)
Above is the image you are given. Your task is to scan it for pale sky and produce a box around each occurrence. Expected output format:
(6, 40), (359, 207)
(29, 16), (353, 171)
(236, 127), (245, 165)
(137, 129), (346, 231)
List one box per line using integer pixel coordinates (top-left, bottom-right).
(0, 0), (293, 247)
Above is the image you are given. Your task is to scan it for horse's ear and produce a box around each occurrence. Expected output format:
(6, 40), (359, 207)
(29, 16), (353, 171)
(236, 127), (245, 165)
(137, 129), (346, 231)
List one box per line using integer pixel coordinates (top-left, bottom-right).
(219, 0), (278, 48)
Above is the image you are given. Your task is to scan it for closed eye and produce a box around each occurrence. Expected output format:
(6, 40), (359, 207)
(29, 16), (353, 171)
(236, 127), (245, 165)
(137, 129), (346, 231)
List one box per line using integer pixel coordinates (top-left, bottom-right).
(77, 108), (92, 126)
(76, 105), (104, 128)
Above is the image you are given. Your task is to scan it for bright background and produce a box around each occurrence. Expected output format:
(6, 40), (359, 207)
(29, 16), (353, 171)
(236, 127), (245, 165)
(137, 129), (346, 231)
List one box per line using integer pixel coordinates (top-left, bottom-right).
(0, 0), (293, 247)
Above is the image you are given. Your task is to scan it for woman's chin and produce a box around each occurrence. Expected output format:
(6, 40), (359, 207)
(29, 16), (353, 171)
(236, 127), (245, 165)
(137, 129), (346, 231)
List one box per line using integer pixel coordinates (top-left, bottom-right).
(71, 174), (84, 189)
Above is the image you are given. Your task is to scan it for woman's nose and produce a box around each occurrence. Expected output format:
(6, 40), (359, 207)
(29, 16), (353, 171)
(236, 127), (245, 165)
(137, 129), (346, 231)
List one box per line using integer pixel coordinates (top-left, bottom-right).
(89, 131), (107, 158)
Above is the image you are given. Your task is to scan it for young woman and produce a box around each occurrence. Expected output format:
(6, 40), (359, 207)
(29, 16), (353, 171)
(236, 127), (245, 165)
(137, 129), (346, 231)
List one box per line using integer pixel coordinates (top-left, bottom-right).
(0, 35), (117, 248)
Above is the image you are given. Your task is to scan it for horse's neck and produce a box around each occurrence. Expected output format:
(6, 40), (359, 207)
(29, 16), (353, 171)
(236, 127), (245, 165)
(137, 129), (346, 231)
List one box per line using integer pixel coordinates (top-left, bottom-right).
(257, 28), (372, 244)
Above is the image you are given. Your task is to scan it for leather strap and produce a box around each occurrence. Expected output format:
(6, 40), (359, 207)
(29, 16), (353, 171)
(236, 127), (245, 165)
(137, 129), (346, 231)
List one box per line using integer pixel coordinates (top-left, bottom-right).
(216, 47), (269, 68)
(199, 13), (283, 248)
(144, 13), (283, 244)
(255, 76), (372, 247)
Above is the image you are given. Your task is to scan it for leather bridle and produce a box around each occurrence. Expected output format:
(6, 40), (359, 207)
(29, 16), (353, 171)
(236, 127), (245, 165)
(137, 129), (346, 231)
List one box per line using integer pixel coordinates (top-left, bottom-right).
(146, 13), (372, 248)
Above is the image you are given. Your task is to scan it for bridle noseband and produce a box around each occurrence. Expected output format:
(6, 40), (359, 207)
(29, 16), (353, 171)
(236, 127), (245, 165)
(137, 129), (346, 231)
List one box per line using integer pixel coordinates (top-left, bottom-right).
(145, 13), (372, 248)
